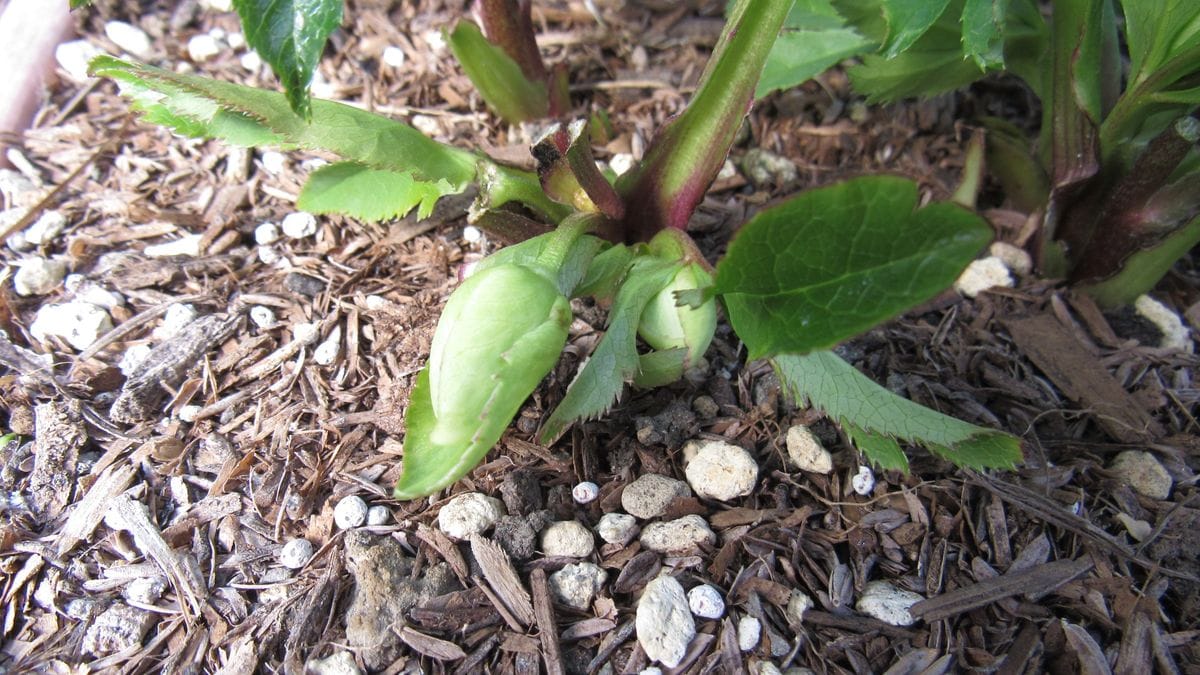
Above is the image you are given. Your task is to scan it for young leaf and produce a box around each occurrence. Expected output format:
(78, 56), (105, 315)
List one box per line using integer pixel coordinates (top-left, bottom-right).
(961, 0), (1008, 70)
(772, 351), (1023, 470)
(842, 421), (909, 472)
(879, 0), (952, 58)
(448, 20), (549, 124)
(715, 176), (992, 359)
(756, 0), (874, 97)
(847, 20), (987, 102)
(231, 0), (342, 120)
(297, 163), (456, 222)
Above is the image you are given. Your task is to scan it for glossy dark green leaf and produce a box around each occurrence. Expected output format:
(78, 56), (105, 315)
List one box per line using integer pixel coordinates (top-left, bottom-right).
(716, 176), (992, 359)
(232, 0), (342, 119)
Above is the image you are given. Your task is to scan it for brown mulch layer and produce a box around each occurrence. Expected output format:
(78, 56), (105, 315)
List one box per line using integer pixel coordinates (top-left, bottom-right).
(1, 0), (1198, 673)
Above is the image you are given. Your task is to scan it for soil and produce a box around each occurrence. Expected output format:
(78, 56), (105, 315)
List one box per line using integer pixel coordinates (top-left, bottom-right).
(1, 0), (1198, 673)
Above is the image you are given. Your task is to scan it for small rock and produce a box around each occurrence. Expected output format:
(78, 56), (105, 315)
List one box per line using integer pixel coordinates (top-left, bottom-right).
(411, 114), (441, 136)
(307, 651), (362, 675)
(687, 584), (725, 619)
(756, 663), (784, 675)
(1135, 295), (1191, 352)
(282, 211), (319, 238)
(989, 242), (1032, 276)
(30, 302), (112, 350)
(462, 225), (483, 243)
(741, 148), (797, 187)
(572, 481), (599, 504)
(314, 325), (342, 365)
(692, 395), (719, 418)
(737, 616), (761, 651)
(621, 474), (691, 519)
(123, 577), (166, 605)
(683, 439), (758, 501)
(381, 45), (406, 68)
(597, 512), (639, 546)
(541, 520), (595, 558)
(257, 245), (281, 265)
(636, 575), (695, 668)
(13, 257), (66, 295)
(499, 468), (543, 515)
(438, 492), (505, 540)
(260, 150), (288, 175)
(240, 50), (263, 72)
(285, 271), (327, 297)
(954, 257), (1013, 298)
(366, 505), (391, 526)
(153, 303), (199, 340)
(610, 153), (636, 176)
(639, 515), (716, 555)
(82, 603), (155, 656)
(200, 0), (233, 10)
(66, 276), (124, 309)
(144, 234), (202, 258)
(855, 580), (923, 626)
(334, 495), (368, 529)
(1110, 450), (1172, 500)
(178, 405), (202, 423)
(226, 32), (245, 49)
(786, 590), (814, 624)
(105, 21), (152, 58)
(851, 465), (875, 496)
(786, 425), (832, 474)
(56, 40), (103, 82)
(187, 33), (222, 62)
(249, 305), (277, 329)
(639, 669), (664, 675)
(549, 562), (607, 610)
(1115, 512), (1153, 541)
(279, 538), (314, 569)
(24, 210), (67, 246)
(118, 344), (152, 376)
(254, 222), (280, 245)
(493, 515), (537, 559)
(258, 566), (293, 606)
(293, 321), (321, 345)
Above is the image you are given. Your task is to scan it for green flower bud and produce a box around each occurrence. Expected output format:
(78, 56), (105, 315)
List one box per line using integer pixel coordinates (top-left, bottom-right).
(427, 263), (571, 446)
(638, 261), (716, 368)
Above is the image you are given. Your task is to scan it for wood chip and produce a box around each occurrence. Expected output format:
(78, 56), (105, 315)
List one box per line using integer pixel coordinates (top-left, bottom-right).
(30, 399), (86, 520)
(470, 534), (535, 628)
(56, 463), (136, 556)
(531, 568), (564, 675)
(104, 492), (206, 617)
(415, 523), (469, 582)
(398, 626), (466, 661)
(911, 557), (1094, 622)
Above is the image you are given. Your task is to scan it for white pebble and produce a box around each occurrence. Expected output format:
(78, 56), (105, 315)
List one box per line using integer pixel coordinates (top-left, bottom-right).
(279, 538), (314, 569)
(226, 32), (245, 49)
(636, 576), (695, 668)
(240, 50), (263, 72)
(366, 505), (391, 526)
(187, 34), (222, 62)
(257, 245), (281, 265)
(597, 512), (639, 546)
(411, 114), (441, 137)
(314, 325), (341, 365)
(300, 158), (329, 172)
(1110, 450), (1172, 500)
(954, 256), (1014, 298)
(281, 212), (318, 239)
(68, 277), (124, 309)
(786, 425), (832, 474)
(104, 21), (152, 58)
(30, 302), (112, 350)
(200, 0), (233, 11)
(639, 515), (716, 555)
(118, 344), (152, 376)
(540, 520), (595, 558)
(56, 40), (103, 82)
(572, 481), (599, 504)
(334, 495), (368, 529)
(610, 153), (636, 176)
(308, 651), (362, 675)
(178, 405), (202, 423)
(421, 30), (446, 52)
(855, 580), (923, 626)
(260, 151), (287, 175)
(382, 45), (406, 68)
(24, 210), (67, 246)
(364, 295), (389, 311)
(786, 590), (814, 624)
(1135, 295), (1192, 352)
(437, 492), (505, 540)
(208, 27), (227, 41)
(249, 306), (277, 329)
(687, 584), (725, 619)
(293, 321), (320, 345)
(548, 562), (607, 610)
(123, 577), (166, 605)
(621, 474), (691, 519)
(683, 439), (758, 501)
(851, 466), (875, 496)
(153, 304), (198, 341)
(254, 222), (280, 245)
(639, 669), (663, 675)
(13, 257), (66, 296)
(144, 234), (202, 258)
(737, 616), (761, 651)
(989, 242), (1032, 276)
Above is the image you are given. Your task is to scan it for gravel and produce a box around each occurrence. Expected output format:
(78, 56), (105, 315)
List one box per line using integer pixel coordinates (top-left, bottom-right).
(786, 590), (814, 624)
(683, 439), (758, 500)
(1110, 450), (1173, 500)
(437, 492), (505, 540)
(13, 256), (66, 295)
(30, 301), (112, 350)
(636, 575), (695, 668)
(279, 538), (314, 569)
(639, 515), (716, 555)
(571, 481), (599, 504)
(104, 21), (152, 57)
(851, 465), (875, 496)
(144, 234), (202, 258)
(855, 580), (923, 626)
(366, 505), (391, 526)
(334, 495), (368, 529)
(540, 520), (595, 558)
(548, 562), (607, 610)
(621, 474), (691, 519)
(686, 584), (725, 619)
(282, 211), (319, 239)
(737, 615), (762, 651)
(786, 425), (832, 474)
(954, 256), (1014, 298)
(596, 512), (639, 546)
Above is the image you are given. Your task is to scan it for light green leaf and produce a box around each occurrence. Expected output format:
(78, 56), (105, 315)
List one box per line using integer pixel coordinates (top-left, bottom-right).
(715, 176), (993, 360)
(961, 0), (1008, 69)
(773, 351), (1023, 470)
(843, 420), (909, 471)
(232, 0), (342, 119)
(879, 0), (952, 57)
(757, 28), (874, 97)
(1120, 0), (1200, 92)
(848, 24), (986, 102)
(297, 163), (455, 222)
(538, 255), (680, 444)
(448, 20), (549, 124)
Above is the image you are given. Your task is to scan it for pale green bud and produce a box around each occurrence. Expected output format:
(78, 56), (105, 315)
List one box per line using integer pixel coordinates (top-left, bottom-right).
(638, 261), (716, 368)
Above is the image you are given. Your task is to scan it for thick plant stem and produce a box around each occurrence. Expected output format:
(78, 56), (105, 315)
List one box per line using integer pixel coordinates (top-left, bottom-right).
(615, 0), (793, 243)
(478, 0), (547, 83)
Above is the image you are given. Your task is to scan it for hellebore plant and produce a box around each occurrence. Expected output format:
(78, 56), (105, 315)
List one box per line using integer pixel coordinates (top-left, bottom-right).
(86, 0), (1022, 499)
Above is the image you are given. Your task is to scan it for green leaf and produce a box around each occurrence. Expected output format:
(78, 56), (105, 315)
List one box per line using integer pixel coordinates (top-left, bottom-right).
(231, 0), (342, 120)
(297, 163), (455, 222)
(757, 28), (874, 97)
(773, 351), (1023, 470)
(961, 0), (1008, 69)
(715, 176), (992, 359)
(70, 0), (91, 8)
(90, 56), (478, 187)
(879, 0), (952, 57)
(1120, 0), (1200, 92)
(847, 21), (987, 102)
(843, 421), (909, 471)
(448, 20), (548, 124)
(538, 255), (681, 444)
